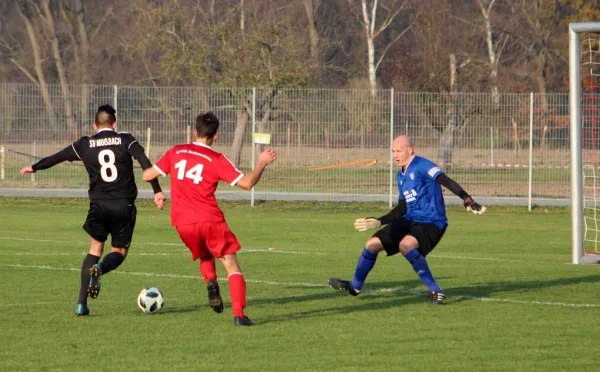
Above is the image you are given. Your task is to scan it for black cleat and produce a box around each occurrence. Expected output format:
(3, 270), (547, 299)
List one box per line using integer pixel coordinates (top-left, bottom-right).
(429, 290), (446, 305)
(328, 278), (360, 296)
(87, 264), (102, 299)
(75, 304), (90, 317)
(234, 316), (254, 327)
(207, 279), (224, 313)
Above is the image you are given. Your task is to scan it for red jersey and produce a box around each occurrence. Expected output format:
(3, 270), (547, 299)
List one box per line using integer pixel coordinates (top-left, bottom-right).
(154, 142), (243, 226)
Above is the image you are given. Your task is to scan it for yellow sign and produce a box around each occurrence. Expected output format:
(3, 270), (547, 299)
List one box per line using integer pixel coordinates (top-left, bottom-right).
(253, 133), (271, 145)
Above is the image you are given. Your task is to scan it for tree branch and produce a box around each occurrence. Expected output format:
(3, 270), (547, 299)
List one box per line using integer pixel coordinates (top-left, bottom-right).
(89, 5), (114, 41)
(374, 15), (417, 71)
(9, 57), (39, 86)
(373, 1), (408, 38)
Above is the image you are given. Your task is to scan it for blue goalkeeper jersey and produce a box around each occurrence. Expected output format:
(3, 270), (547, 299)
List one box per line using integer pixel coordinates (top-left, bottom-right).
(397, 155), (448, 230)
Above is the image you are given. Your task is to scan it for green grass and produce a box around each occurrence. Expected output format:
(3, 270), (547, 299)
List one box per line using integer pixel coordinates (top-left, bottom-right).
(1, 198), (598, 371)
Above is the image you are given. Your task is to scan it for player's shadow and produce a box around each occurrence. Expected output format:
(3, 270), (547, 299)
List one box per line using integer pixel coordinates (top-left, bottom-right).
(249, 279), (432, 325)
(156, 304), (203, 314)
(256, 291), (431, 325)
(247, 278), (427, 307)
(444, 274), (600, 304)
(255, 274), (600, 325)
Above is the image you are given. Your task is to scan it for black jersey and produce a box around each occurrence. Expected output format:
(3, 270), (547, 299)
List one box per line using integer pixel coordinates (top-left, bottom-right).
(32, 129), (154, 201)
(75, 129), (143, 200)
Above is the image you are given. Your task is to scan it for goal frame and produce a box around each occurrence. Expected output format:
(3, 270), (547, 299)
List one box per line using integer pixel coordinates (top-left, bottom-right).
(570, 22), (600, 264)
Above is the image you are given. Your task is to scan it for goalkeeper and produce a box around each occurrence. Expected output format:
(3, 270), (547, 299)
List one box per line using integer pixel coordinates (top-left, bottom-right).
(329, 135), (486, 304)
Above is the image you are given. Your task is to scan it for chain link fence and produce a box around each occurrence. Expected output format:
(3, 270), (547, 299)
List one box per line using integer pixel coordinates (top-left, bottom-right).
(0, 84), (572, 205)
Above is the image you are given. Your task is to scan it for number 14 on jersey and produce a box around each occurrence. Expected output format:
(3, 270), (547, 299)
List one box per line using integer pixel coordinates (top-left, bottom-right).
(175, 159), (204, 184)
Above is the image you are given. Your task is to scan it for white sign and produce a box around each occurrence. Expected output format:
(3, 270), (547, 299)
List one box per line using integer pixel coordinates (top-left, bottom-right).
(253, 133), (271, 145)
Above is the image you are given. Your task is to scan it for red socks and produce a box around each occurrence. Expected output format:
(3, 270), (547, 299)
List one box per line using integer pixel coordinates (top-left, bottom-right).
(200, 260), (247, 318)
(199, 259), (217, 283)
(228, 272), (246, 317)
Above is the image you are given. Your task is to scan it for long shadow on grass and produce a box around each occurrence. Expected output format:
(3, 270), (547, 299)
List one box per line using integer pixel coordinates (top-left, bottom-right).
(247, 279), (427, 307)
(253, 275), (600, 324)
(250, 279), (432, 325)
(255, 292), (430, 325)
(445, 274), (600, 304)
(157, 304), (203, 314)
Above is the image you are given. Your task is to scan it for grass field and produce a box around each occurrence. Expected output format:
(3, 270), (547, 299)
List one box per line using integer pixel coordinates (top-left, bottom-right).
(1, 198), (599, 372)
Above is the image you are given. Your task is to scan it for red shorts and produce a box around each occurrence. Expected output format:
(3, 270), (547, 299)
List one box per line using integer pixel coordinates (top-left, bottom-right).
(175, 222), (241, 260)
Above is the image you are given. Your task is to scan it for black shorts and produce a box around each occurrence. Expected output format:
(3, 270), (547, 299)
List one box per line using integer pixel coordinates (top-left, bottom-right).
(373, 218), (445, 257)
(83, 200), (137, 249)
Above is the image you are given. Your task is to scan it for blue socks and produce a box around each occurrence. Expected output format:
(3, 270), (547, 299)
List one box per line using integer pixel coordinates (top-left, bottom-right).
(351, 248), (378, 291)
(348, 248), (440, 293)
(404, 249), (441, 292)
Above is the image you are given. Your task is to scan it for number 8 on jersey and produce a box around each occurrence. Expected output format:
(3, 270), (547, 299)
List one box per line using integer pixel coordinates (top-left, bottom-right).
(98, 149), (118, 182)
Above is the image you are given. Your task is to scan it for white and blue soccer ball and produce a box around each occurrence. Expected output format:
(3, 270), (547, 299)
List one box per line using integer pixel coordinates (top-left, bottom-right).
(137, 287), (165, 314)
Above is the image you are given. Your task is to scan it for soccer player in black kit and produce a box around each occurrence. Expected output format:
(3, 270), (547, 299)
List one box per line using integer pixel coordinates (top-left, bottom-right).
(20, 105), (166, 317)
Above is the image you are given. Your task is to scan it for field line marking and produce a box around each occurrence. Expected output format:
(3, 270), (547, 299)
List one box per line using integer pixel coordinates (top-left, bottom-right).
(0, 297), (186, 308)
(4, 264), (600, 309)
(0, 237), (567, 262)
(0, 237), (327, 255)
(429, 254), (537, 263)
(2, 250), (321, 257)
(0, 236), (182, 247)
(4, 264), (325, 287)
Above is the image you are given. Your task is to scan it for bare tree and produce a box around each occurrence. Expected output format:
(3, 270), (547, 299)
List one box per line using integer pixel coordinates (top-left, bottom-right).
(1, 0), (114, 134)
(505, 0), (562, 113)
(13, 1), (56, 127)
(475, 0), (507, 107)
(437, 53), (470, 170)
(354, 0), (417, 96)
(59, 0), (113, 84)
(37, 0), (76, 133)
(125, 0), (316, 164)
(240, 0), (245, 33)
(300, 0), (321, 67)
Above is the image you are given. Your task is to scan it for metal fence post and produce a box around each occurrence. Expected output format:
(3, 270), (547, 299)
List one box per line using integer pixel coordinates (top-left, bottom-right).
(0, 145), (5, 180)
(251, 87), (256, 207)
(31, 141), (36, 182)
(146, 127), (152, 158)
(490, 127), (495, 165)
(389, 88), (394, 208)
(528, 92), (534, 211)
(113, 85), (118, 112)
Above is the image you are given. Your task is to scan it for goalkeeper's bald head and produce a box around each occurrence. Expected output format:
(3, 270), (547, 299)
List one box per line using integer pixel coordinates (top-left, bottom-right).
(392, 135), (414, 167)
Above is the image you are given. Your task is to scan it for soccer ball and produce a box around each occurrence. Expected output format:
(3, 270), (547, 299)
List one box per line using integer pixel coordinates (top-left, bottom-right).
(137, 287), (165, 314)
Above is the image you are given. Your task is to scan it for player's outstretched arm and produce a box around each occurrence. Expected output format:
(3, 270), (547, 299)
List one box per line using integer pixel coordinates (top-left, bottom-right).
(353, 199), (407, 232)
(142, 167), (167, 209)
(20, 145), (79, 176)
(129, 142), (165, 209)
(236, 147), (277, 191)
(435, 173), (486, 214)
(140, 166), (166, 210)
(142, 167), (161, 182)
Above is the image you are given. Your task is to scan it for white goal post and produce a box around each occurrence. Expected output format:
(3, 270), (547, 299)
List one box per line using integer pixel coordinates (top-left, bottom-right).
(570, 22), (600, 264)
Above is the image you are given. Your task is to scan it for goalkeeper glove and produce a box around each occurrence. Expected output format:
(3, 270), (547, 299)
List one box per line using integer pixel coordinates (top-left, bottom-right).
(464, 197), (487, 215)
(354, 217), (381, 232)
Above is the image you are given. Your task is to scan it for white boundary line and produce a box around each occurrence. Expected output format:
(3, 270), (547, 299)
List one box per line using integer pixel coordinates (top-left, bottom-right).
(0, 297), (186, 308)
(0, 251), (551, 263)
(0, 237), (326, 255)
(0, 236), (569, 263)
(5, 264), (600, 309)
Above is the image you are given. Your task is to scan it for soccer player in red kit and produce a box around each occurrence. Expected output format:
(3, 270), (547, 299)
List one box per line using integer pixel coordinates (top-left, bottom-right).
(142, 112), (276, 326)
